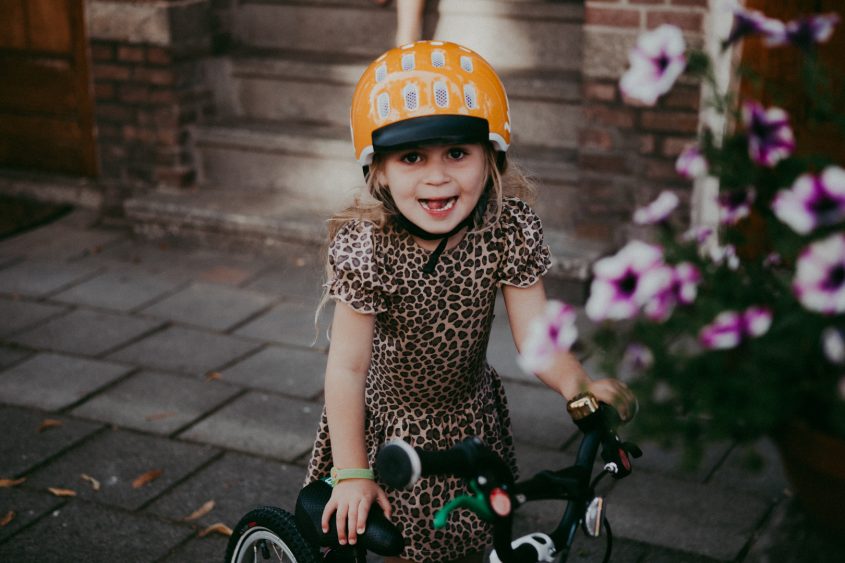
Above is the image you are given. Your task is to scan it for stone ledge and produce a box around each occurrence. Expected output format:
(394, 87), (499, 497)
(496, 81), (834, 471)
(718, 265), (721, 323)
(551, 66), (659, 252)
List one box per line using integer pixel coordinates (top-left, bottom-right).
(86, 0), (211, 49)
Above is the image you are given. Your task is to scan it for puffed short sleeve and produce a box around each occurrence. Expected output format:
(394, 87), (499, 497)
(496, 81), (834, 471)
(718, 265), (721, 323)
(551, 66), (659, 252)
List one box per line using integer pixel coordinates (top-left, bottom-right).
(325, 221), (387, 314)
(498, 198), (552, 287)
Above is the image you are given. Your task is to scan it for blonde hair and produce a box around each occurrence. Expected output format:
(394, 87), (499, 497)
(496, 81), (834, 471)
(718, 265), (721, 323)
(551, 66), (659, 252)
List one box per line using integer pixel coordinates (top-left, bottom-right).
(314, 144), (536, 334)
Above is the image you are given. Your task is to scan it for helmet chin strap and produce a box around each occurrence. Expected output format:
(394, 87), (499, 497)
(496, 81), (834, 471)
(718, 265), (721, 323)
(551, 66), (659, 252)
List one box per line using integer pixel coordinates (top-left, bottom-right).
(394, 191), (489, 275)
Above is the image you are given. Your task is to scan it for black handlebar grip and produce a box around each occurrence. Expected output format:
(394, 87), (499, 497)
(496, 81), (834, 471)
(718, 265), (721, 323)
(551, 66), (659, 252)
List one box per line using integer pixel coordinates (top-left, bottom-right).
(376, 440), (422, 489)
(376, 438), (482, 489)
(294, 480), (404, 556)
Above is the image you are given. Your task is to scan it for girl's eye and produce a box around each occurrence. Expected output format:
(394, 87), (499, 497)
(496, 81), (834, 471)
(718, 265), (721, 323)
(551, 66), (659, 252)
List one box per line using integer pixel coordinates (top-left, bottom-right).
(448, 148), (467, 160)
(400, 152), (422, 164)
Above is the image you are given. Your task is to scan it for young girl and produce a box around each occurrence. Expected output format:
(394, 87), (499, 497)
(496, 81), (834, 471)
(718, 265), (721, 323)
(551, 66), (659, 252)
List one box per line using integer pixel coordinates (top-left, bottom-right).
(305, 40), (635, 563)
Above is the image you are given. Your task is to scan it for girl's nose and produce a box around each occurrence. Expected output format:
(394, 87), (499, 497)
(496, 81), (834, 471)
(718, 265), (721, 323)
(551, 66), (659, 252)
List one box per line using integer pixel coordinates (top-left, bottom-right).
(422, 161), (450, 185)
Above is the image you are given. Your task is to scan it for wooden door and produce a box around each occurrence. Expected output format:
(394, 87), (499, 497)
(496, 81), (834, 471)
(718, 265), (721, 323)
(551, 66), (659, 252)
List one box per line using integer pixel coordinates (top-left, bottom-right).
(741, 0), (844, 165)
(0, 0), (97, 176)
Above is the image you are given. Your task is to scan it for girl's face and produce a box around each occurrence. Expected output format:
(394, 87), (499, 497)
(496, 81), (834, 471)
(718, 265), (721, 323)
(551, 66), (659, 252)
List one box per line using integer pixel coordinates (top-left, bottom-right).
(378, 143), (488, 235)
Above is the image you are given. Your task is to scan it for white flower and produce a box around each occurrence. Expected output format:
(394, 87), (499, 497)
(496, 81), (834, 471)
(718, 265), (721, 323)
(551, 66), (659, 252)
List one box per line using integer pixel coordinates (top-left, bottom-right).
(633, 191), (680, 225)
(793, 233), (845, 315)
(517, 301), (579, 373)
(772, 166), (845, 235)
(699, 307), (772, 350)
(676, 144), (709, 179)
(586, 241), (674, 321)
(822, 327), (845, 365)
(620, 25), (687, 106)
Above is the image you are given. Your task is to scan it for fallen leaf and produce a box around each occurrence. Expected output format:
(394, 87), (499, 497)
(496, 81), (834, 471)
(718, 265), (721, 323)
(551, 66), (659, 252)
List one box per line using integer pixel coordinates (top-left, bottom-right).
(0, 478), (26, 488)
(131, 469), (163, 489)
(47, 487), (77, 497)
(144, 411), (177, 422)
(0, 511), (14, 527)
(198, 522), (232, 538)
(80, 473), (101, 491)
(183, 499), (215, 522)
(37, 419), (64, 433)
(205, 371), (222, 381)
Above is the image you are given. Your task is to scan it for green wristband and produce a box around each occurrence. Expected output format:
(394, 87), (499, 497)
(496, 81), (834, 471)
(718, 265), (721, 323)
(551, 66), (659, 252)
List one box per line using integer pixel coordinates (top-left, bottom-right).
(330, 467), (375, 485)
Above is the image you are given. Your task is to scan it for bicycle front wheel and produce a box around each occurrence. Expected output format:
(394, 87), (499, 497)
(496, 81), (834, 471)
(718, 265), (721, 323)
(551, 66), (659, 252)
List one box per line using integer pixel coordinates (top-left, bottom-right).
(225, 506), (320, 563)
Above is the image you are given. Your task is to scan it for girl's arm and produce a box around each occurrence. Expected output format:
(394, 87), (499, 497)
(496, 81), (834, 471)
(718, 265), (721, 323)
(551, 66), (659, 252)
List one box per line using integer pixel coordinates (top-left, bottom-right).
(321, 301), (391, 545)
(502, 280), (636, 420)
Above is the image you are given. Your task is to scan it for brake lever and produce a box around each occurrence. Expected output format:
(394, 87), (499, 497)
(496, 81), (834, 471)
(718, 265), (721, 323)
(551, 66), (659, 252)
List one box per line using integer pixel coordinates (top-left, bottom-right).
(600, 435), (641, 479)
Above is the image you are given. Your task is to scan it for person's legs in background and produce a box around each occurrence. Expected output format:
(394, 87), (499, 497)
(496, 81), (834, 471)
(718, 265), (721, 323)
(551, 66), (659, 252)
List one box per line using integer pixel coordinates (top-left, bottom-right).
(395, 0), (426, 46)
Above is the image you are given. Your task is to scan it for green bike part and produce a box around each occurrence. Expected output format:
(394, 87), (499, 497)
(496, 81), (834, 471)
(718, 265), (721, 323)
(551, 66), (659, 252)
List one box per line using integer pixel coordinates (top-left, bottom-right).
(433, 481), (494, 529)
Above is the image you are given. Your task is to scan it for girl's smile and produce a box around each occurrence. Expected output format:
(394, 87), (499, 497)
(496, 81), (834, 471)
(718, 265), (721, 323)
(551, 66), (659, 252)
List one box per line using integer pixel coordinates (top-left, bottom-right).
(378, 143), (487, 246)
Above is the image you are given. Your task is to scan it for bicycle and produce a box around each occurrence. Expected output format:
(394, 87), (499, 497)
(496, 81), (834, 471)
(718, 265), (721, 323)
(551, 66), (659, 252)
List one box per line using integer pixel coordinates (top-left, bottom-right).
(225, 392), (641, 563)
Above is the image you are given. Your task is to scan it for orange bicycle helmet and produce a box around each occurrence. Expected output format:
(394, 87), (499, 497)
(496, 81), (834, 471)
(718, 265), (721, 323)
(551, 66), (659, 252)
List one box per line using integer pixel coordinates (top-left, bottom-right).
(350, 40), (511, 167)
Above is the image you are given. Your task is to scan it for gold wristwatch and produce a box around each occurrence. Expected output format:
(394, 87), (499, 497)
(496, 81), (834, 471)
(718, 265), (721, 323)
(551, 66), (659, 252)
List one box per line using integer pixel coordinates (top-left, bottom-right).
(566, 392), (600, 421)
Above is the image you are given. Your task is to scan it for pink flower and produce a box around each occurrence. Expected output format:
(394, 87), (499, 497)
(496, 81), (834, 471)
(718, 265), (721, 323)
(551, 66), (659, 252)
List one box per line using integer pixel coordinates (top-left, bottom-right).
(724, 3), (785, 47)
(586, 241), (674, 321)
(793, 233), (845, 315)
(676, 144), (709, 180)
(643, 261), (701, 322)
(767, 13), (840, 48)
(742, 101), (795, 167)
(517, 301), (579, 373)
(620, 25), (687, 106)
(772, 166), (845, 235)
(699, 306), (773, 350)
(718, 188), (756, 225)
(633, 191), (680, 225)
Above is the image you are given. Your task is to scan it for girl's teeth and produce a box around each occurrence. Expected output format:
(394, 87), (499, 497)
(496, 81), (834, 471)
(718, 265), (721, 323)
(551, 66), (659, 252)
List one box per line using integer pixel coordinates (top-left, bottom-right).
(422, 198), (456, 211)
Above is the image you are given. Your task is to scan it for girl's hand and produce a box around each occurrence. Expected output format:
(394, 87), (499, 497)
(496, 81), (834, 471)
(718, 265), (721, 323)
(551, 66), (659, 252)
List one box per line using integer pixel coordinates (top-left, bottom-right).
(586, 379), (638, 423)
(321, 479), (392, 546)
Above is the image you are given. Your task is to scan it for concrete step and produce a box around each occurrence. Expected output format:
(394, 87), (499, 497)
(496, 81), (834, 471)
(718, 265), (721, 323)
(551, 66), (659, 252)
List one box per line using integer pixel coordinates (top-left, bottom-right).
(123, 185), (607, 298)
(233, 0), (584, 71)
(192, 119), (584, 229)
(205, 49), (582, 150)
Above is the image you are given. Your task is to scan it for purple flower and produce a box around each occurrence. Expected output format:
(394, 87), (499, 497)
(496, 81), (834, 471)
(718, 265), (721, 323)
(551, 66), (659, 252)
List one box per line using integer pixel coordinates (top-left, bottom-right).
(822, 327), (845, 365)
(763, 252), (783, 268)
(623, 343), (655, 372)
(724, 4), (785, 48)
(620, 25), (687, 106)
(719, 188), (756, 225)
(586, 241), (674, 321)
(643, 261), (701, 322)
(517, 301), (578, 373)
(699, 306), (773, 350)
(772, 166), (845, 234)
(676, 144), (709, 180)
(767, 13), (840, 48)
(793, 233), (845, 315)
(742, 101), (795, 167)
(633, 191), (680, 225)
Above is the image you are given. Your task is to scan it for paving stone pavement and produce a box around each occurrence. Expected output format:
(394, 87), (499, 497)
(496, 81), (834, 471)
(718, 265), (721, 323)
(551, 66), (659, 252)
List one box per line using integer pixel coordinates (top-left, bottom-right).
(0, 210), (842, 562)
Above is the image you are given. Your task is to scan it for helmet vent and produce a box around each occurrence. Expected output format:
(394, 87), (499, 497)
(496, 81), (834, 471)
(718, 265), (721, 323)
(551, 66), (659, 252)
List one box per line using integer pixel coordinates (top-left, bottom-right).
(401, 53), (415, 71)
(377, 92), (390, 119)
(464, 84), (478, 109)
(434, 81), (449, 108)
(403, 84), (419, 111)
(375, 63), (388, 83)
(431, 50), (446, 68)
(460, 56), (473, 73)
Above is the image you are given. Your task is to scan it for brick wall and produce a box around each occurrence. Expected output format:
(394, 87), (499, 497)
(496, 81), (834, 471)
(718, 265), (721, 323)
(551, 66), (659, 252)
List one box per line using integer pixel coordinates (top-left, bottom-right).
(87, 0), (213, 213)
(578, 0), (709, 243)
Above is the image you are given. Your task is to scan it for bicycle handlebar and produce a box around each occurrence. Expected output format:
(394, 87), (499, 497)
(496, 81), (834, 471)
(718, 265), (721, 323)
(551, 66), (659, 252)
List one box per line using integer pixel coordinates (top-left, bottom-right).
(374, 401), (641, 563)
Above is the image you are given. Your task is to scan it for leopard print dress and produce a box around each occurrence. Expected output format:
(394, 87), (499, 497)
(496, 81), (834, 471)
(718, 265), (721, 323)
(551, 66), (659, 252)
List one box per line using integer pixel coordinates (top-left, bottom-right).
(305, 197), (551, 562)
